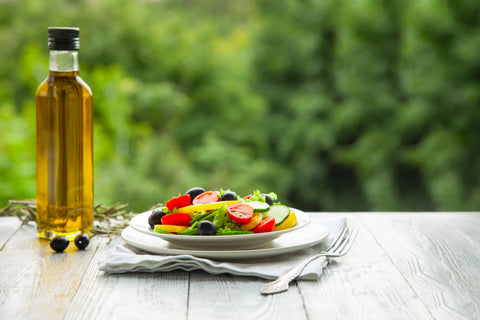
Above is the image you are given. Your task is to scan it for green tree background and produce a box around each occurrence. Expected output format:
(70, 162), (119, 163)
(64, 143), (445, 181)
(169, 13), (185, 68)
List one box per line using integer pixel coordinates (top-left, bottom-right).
(1, 0), (479, 212)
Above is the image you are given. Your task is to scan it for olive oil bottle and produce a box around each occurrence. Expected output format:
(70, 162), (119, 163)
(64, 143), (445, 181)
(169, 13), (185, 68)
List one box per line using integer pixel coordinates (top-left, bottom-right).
(35, 27), (93, 239)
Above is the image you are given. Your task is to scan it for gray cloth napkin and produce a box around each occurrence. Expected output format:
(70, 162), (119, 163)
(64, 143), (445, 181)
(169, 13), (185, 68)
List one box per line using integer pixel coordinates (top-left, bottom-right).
(99, 216), (346, 280)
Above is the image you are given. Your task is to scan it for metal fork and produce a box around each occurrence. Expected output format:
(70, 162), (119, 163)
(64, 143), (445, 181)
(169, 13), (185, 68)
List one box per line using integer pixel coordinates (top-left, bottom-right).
(260, 225), (358, 295)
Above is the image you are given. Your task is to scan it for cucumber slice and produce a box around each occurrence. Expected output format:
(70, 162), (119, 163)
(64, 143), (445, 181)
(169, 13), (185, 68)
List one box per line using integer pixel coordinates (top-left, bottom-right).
(264, 205), (290, 225)
(246, 200), (270, 212)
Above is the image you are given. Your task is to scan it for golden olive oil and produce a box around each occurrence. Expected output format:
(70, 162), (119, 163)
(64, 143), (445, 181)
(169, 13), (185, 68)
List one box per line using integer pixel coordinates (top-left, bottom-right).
(36, 28), (93, 240)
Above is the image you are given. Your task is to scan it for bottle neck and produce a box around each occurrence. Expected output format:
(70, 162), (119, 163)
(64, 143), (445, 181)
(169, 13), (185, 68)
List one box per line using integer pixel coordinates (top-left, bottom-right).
(49, 50), (79, 72)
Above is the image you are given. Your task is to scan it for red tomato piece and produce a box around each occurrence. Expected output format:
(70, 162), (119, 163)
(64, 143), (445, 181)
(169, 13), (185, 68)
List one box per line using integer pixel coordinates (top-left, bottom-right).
(243, 195), (252, 200)
(165, 194), (191, 211)
(251, 216), (275, 233)
(192, 191), (220, 205)
(227, 203), (254, 225)
(161, 212), (192, 227)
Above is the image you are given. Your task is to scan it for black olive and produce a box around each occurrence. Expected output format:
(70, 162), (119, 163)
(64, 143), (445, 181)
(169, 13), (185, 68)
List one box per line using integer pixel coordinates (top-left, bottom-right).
(221, 191), (237, 201)
(261, 193), (274, 206)
(185, 187), (205, 204)
(198, 220), (217, 235)
(74, 234), (90, 250)
(50, 236), (69, 252)
(148, 209), (166, 228)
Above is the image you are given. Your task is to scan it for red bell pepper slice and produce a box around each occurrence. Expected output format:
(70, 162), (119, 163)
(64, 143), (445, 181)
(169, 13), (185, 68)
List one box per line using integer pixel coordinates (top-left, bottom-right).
(165, 194), (191, 211)
(161, 212), (192, 227)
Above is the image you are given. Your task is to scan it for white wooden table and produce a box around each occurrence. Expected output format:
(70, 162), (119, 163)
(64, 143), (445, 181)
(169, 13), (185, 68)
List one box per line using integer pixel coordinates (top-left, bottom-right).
(1, 212), (479, 320)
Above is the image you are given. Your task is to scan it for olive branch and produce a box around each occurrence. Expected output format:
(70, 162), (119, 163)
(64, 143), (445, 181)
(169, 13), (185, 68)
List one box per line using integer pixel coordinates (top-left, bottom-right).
(0, 200), (139, 239)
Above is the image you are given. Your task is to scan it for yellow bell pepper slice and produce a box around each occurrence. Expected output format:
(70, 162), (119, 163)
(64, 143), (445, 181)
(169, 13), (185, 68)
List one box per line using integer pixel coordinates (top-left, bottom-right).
(240, 212), (262, 231)
(154, 225), (188, 234)
(274, 211), (297, 231)
(177, 201), (238, 213)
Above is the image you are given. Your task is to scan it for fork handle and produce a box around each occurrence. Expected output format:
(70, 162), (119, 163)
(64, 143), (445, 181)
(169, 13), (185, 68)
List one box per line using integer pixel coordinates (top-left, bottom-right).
(273, 253), (326, 285)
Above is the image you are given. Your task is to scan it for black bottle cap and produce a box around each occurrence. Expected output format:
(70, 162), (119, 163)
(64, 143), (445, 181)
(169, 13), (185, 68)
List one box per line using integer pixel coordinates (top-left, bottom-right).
(48, 27), (80, 51)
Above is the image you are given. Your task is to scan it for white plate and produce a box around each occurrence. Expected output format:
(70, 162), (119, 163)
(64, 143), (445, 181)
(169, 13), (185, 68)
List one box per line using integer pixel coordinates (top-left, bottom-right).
(121, 218), (329, 260)
(129, 208), (310, 250)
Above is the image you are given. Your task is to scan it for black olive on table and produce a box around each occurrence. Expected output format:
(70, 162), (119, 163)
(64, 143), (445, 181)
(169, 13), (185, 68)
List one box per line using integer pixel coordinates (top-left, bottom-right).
(50, 236), (70, 252)
(74, 234), (90, 250)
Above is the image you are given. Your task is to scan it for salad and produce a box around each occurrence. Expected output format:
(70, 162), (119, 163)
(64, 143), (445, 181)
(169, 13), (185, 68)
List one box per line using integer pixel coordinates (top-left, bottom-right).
(147, 187), (297, 236)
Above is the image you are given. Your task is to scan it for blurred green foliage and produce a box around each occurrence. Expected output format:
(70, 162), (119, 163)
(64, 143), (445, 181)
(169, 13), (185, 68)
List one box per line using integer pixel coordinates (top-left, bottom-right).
(1, 0), (479, 212)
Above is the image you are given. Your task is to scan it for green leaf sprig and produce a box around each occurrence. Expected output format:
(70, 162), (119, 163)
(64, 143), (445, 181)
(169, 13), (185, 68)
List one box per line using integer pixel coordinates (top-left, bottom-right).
(0, 200), (140, 239)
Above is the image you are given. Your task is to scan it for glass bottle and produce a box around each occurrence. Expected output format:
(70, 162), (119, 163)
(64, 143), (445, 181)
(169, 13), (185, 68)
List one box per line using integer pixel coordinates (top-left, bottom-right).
(35, 27), (93, 240)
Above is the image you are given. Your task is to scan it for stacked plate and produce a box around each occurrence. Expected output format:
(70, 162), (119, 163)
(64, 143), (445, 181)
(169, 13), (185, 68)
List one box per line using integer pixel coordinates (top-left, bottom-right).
(122, 208), (329, 260)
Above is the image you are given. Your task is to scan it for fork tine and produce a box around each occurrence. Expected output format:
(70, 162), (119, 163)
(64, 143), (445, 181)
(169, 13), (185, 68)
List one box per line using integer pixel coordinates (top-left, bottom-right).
(325, 224), (348, 252)
(331, 227), (352, 254)
(327, 226), (351, 253)
(333, 226), (358, 256)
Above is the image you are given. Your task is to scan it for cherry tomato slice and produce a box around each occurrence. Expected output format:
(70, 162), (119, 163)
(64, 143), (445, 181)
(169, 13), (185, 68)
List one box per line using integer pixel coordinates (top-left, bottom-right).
(251, 216), (276, 233)
(161, 212), (192, 227)
(192, 191), (220, 205)
(165, 194), (191, 211)
(227, 203), (254, 225)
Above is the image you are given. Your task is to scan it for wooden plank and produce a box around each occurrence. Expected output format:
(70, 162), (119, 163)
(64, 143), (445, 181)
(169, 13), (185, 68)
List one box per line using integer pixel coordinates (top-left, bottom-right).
(66, 237), (190, 319)
(0, 222), (101, 319)
(362, 213), (480, 320)
(188, 271), (308, 320)
(298, 213), (434, 320)
(435, 212), (480, 245)
(0, 217), (22, 250)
